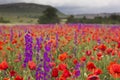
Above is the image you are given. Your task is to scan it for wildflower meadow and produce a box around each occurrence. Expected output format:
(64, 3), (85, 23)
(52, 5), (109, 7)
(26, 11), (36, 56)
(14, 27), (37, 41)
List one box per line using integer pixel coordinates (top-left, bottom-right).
(0, 24), (120, 80)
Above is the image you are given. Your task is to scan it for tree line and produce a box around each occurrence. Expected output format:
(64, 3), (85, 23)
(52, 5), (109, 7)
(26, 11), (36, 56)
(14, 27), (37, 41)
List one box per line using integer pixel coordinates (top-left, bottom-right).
(68, 14), (120, 24)
(0, 17), (10, 23)
(0, 7), (120, 24)
(38, 7), (120, 24)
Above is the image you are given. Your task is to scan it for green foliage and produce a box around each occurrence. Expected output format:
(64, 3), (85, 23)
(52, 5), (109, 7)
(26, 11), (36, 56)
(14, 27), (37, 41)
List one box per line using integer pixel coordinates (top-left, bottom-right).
(38, 7), (60, 24)
(77, 14), (120, 24)
(67, 15), (75, 23)
(83, 16), (87, 20)
(0, 3), (64, 23)
(109, 14), (120, 20)
(67, 15), (80, 23)
(19, 20), (23, 23)
(0, 17), (10, 23)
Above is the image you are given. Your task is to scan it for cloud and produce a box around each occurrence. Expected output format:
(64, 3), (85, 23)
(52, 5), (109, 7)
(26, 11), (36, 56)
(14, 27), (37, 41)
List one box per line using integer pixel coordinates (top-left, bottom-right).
(0, 0), (119, 7)
(57, 5), (120, 14)
(0, 0), (120, 14)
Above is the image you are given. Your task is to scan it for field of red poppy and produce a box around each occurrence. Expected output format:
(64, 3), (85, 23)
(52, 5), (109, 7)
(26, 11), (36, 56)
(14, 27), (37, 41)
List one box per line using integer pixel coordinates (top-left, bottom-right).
(0, 24), (120, 80)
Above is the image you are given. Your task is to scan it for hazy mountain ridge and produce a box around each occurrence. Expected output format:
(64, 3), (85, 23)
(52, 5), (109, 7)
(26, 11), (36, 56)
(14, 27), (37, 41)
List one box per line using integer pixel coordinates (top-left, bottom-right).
(0, 3), (64, 23)
(75, 13), (120, 19)
(0, 3), (64, 17)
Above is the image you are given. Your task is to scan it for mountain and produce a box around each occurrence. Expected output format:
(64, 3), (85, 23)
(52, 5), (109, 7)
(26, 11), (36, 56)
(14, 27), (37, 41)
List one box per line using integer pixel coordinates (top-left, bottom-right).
(0, 3), (64, 23)
(0, 3), (64, 16)
(74, 13), (120, 19)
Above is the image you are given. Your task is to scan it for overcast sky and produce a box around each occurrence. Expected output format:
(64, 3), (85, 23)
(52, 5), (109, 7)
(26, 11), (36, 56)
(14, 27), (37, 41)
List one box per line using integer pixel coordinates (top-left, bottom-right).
(0, 0), (120, 14)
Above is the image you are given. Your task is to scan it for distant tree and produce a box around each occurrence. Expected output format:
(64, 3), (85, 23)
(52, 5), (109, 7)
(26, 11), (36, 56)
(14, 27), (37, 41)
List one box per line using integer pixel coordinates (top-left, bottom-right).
(82, 16), (87, 20)
(67, 15), (76, 23)
(95, 16), (102, 19)
(0, 17), (4, 22)
(0, 17), (10, 23)
(109, 14), (120, 20)
(38, 7), (60, 24)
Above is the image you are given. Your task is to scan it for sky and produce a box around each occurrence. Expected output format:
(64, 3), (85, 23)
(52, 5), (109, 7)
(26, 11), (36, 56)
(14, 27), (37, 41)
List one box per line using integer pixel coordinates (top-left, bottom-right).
(0, 0), (120, 14)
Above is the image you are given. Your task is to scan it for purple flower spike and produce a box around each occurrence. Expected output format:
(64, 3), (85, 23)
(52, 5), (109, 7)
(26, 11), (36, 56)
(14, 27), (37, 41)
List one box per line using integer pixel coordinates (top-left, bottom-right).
(75, 70), (80, 77)
(74, 63), (81, 78)
(23, 33), (33, 68)
(45, 44), (51, 52)
(75, 63), (81, 69)
(56, 33), (59, 48)
(10, 29), (13, 42)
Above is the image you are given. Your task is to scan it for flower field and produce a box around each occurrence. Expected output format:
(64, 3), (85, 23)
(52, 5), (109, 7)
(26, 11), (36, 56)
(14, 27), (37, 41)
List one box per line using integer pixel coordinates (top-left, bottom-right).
(0, 24), (120, 80)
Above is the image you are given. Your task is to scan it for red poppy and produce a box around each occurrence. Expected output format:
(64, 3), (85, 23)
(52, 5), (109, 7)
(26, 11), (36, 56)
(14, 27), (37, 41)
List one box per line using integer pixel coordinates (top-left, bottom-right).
(58, 63), (67, 71)
(87, 74), (100, 80)
(93, 45), (98, 51)
(0, 41), (4, 46)
(7, 47), (13, 51)
(86, 50), (92, 56)
(90, 56), (95, 61)
(97, 57), (102, 61)
(107, 62), (120, 78)
(73, 59), (78, 65)
(98, 44), (106, 51)
(58, 52), (68, 61)
(10, 70), (16, 77)
(0, 60), (8, 70)
(97, 52), (102, 57)
(86, 62), (96, 71)
(52, 68), (58, 77)
(117, 42), (120, 48)
(106, 48), (113, 55)
(12, 39), (17, 44)
(94, 68), (102, 75)
(68, 55), (73, 59)
(62, 69), (71, 78)
(49, 62), (56, 67)
(3, 78), (10, 80)
(0, 46), (3, 50)
(80, 56), (86, 62)
(14, 75), (23, 80)
(111, 50), (117, 56)
(28, 61), (36, 70)
(59, 76), (66, 80)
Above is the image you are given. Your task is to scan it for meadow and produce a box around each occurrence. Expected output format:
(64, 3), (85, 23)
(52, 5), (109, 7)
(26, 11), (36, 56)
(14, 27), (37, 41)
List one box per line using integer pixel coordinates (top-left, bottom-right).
(0, 24), (120, 80)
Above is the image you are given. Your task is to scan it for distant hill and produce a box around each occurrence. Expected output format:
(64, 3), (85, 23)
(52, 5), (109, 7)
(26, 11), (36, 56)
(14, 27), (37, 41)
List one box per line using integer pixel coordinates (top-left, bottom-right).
(0, 3), (64, 17)
(75, 13), (120, 19)
(0, 3), (64, 23)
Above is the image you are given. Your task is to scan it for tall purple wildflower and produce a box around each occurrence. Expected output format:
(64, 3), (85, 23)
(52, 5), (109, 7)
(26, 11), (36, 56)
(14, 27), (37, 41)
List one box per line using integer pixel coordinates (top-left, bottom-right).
(0, 29), (2, 34)
(3, 32), (6, 42)
(97, 38), (101, 45)
(23, 33), (33, 68)
(35, 41), (51, 80)
(43, 42), (51, 80)
(35, 37), (44, 80)
(56, 33), (59, 48)
(35, 37), (43, 53)
(18, 31), (21, 38)
(46, 35), (50, 41)
(74, 63), (81, 78)
(78, 24), (81, 30)
(74, 31), (77, 57)
(74, 31), (77, 45)
(10, 29), (13, 42)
